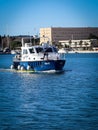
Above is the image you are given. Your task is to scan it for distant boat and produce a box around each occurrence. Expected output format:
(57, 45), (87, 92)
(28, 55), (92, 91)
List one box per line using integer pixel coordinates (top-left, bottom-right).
(58, 48), (79, 54)
(3, 47), (11, 54)
(11, 50), (17, 54)
(58, 48), (68, 53)
(3, 47), (10, 53)
(10, 38), (66, 73)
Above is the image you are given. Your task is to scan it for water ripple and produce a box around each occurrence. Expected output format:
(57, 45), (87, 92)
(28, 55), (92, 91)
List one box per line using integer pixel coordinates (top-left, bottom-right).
(0, 54), (98, 130)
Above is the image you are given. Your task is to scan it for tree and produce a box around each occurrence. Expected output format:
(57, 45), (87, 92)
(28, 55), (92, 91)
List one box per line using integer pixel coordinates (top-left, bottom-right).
(64, 44), (69, 48)
(75, 42), (77, 48)
(32, 37), (40, 45)
(69, 40), (72, 48)
(84, 42), (89, 50)
(88, 33), (98, 39)
(10, 41), (21, 50)
(79, 40), (83, 48)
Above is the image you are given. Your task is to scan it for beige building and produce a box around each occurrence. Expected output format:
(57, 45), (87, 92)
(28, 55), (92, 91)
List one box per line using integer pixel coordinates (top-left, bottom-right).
(59, 39), (92, 51)
(40, 27), (98, 44)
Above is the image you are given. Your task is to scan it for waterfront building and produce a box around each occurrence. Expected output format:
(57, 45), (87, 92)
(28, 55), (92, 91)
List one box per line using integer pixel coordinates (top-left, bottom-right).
(40, 27), (98, 44)
(59, 39), (92, 51)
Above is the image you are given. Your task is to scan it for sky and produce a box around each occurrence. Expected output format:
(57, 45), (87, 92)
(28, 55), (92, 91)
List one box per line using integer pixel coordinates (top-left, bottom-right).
(0, 0), (98, 36)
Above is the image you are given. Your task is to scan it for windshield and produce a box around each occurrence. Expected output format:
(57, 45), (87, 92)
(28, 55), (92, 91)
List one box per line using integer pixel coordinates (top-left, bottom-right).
(45, 47), (53, 52)
(29, 48), (34, 53)
(53, 47), (58, 52)
(36, 47), (44, 53)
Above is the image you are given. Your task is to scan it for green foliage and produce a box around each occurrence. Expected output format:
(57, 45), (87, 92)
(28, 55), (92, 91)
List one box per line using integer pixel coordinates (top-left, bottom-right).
(88, 33), (98, 39)
(10, 41), (21, 49)
(32, 37), (40, 45)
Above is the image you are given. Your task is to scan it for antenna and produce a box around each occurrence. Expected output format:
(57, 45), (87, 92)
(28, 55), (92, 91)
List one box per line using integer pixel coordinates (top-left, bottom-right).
(22, 38), (24, 47)
(30, 35), (31, 43)
(6, 25), (10, 48)
(28, 32), (32, 43)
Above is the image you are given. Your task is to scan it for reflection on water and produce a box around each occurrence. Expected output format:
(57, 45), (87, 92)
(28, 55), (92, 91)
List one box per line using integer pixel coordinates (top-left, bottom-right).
(0, 54), (98, 129)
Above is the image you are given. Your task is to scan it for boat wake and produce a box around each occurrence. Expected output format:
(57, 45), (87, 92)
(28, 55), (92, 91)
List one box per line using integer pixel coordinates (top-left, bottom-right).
(0, 68), (65, 74)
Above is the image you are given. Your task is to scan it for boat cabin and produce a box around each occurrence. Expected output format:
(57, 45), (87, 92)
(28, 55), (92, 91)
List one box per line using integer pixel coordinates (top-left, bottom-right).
(21, 43), (44, 61)
(14, 42), (59, 62)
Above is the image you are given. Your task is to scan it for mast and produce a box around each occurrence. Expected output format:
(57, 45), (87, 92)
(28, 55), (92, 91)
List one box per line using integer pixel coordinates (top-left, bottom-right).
(21, 38), (24, 47)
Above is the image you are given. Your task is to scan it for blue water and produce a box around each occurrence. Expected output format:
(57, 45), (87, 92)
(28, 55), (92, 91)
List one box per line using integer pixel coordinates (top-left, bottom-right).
(0, 53), (98, 130)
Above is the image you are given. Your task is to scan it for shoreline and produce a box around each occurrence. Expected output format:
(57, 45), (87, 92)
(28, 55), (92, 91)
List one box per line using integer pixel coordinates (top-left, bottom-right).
(69, 50), (98, 53)
(58, 49), (98, 54)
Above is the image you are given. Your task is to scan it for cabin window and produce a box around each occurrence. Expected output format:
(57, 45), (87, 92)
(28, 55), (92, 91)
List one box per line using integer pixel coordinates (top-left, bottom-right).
(29, 48), (34, 53)
(36, 47), (43, 53)
(23, 49), (28, 54)
(45, 47), (53, 52)
(53, 47), (58, 52)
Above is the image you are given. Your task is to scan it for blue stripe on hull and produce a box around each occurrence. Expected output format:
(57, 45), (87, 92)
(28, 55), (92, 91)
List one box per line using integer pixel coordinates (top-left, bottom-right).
(13, 60), (65, 71)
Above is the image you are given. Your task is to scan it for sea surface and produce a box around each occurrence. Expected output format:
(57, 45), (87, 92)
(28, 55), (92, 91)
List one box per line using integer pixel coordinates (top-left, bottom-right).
(0, 53), (98, 130)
